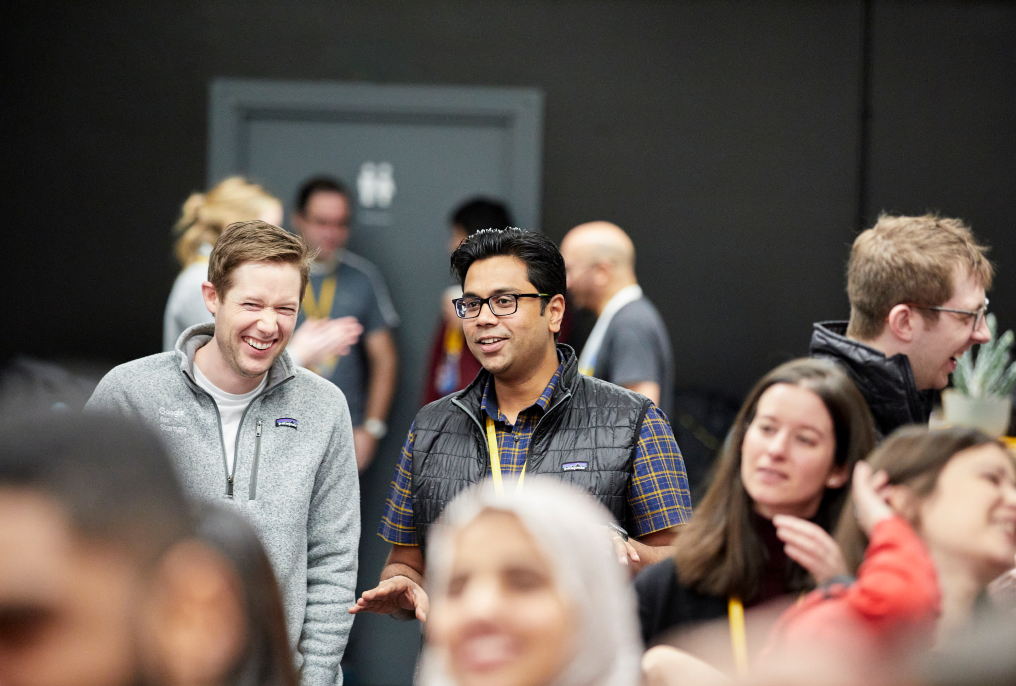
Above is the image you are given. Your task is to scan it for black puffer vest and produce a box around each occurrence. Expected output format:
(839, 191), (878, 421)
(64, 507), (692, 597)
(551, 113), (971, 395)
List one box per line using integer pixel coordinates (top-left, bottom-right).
(810, 321), (934, 438)
(410, 345), (653, 545)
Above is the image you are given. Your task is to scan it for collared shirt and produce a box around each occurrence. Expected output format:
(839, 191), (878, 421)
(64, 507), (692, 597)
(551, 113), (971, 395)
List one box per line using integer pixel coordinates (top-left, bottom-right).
(378, 361), (692, 546)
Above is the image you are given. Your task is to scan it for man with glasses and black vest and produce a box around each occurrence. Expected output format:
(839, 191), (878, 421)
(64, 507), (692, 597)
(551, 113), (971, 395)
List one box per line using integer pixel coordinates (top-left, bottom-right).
(811, 213), (993, 438)
(350, 228), (692, 622)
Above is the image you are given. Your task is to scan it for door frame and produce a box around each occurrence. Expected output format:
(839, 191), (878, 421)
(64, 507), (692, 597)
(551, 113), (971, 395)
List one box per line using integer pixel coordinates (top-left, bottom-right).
(207, 78), (544, 230)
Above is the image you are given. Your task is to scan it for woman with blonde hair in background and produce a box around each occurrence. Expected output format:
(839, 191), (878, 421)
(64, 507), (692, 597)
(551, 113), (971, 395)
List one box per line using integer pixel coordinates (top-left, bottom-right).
(163, 177), (283, 350)
(421, 477), (642, 686)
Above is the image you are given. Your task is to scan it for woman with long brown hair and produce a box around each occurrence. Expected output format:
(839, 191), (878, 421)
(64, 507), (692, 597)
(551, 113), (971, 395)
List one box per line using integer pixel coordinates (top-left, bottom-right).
(635, 358), (876, 660)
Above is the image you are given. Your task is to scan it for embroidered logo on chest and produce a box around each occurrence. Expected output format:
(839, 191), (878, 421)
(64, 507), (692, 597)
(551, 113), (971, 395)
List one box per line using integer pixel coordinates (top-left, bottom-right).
(276, 418), (298, 430)
(562, 462), (588, 472)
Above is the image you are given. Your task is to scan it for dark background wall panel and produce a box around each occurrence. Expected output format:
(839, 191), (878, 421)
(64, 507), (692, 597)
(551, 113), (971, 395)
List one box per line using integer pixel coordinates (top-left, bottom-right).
(5, 0), (864, 401)
(866, 1), (1016, 334)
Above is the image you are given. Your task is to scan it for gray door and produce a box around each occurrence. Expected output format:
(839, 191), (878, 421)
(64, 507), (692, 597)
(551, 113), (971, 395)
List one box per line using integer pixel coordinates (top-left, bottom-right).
(208, 78), (543, 686)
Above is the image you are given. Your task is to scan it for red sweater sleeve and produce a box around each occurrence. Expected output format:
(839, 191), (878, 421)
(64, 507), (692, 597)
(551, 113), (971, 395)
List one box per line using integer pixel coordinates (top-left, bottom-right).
(764, 516), (940, 655)
(846, 516), (941, 630)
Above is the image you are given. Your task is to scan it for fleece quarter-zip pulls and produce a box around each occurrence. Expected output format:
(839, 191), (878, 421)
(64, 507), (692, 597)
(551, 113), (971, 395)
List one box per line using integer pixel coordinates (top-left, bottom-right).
(86, 323), (360, 686)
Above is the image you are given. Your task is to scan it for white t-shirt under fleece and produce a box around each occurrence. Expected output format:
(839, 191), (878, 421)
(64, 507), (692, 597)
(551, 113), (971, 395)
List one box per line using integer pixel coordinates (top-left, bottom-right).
(193, 364), (267, 475)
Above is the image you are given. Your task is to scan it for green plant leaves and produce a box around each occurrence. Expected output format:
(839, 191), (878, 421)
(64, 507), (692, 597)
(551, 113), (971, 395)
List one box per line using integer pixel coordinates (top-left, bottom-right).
(951, 314), (1016, 398)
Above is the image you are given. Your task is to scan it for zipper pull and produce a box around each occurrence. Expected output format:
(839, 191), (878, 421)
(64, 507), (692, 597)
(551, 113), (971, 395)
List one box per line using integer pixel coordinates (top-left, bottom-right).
(227, 475), (234, 498)
(256, 420), (262, 437)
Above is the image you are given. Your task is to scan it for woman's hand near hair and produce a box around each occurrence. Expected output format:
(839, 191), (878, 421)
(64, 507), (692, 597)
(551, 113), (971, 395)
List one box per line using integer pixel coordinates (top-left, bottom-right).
(850, 461), (895, 535)
(773, 515), (848, 585)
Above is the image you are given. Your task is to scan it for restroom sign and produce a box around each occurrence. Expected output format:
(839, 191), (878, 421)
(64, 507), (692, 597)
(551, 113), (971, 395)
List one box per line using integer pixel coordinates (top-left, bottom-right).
(357, 162), (396, 209)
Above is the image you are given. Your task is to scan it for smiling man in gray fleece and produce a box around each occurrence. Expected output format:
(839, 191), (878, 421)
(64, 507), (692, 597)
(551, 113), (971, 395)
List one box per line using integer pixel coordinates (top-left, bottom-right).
(87, 220), (359, 686)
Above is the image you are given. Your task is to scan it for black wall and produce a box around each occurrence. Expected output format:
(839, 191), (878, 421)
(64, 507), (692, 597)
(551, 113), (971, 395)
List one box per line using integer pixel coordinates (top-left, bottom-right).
(6, 1), (1015, 400)
(5, 2), (1015, 684)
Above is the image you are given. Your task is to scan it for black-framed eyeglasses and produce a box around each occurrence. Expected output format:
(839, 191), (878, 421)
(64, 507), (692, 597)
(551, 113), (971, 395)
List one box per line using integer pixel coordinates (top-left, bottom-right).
(905, 297), (989, 330)
(453, 293), (549, 319)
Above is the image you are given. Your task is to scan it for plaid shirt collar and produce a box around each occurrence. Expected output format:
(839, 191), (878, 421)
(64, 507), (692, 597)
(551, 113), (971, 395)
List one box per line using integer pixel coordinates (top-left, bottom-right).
(480, 352), (564, 424)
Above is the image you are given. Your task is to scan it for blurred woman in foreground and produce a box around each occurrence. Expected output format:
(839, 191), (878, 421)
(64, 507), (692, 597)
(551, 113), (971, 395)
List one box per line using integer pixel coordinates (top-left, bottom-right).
(196, 503), (299, 686)
(636, 358), (877, 658)
(768, 427), (1016, 663)
(420, 477), (642, 686)
(163, 177), (282, 350)
(648, 426), (1016, 686)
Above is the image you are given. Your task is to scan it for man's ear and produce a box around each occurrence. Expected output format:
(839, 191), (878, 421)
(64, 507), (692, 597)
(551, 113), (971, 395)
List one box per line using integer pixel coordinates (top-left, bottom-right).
(886, 304), (919, 343)
(143, 541), (247, 686)
(546, 294), (566, 334)
(201, 282), (219, 318)
(591, 261), (612, 288)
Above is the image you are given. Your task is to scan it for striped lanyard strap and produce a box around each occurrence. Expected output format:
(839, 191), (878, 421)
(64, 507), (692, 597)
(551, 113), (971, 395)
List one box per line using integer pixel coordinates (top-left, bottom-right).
(485, 416), (526, 496)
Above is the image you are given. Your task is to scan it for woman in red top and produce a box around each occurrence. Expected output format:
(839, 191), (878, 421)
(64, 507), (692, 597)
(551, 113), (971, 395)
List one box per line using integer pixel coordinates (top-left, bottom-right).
(763, 426), (1016, 680)
(646, 426), (1016, 686)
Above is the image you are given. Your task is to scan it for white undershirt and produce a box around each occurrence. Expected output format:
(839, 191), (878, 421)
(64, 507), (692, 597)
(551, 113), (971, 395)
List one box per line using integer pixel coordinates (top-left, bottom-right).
(193, 364), (267, 475)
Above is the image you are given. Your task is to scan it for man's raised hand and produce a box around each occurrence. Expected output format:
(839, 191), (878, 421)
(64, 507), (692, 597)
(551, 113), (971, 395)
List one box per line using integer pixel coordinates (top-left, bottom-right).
(349, 575), (429, 622)
(289, 316), (364, 366)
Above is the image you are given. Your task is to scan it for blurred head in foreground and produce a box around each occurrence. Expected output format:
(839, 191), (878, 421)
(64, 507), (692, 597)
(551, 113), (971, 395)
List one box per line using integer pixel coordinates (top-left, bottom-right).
(421, 477), (641, 686)
(195, 503), (298, 686)
(0, 413), (248, 686)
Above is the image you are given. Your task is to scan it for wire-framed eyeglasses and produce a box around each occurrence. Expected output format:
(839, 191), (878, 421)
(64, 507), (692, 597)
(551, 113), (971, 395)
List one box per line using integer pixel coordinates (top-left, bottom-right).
(905, 297), (989, 330)
(453, 293), (549, 319)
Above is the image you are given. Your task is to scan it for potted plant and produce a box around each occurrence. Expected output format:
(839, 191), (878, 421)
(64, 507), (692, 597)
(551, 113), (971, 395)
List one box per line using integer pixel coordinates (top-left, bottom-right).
(944, 314), (1016, 437)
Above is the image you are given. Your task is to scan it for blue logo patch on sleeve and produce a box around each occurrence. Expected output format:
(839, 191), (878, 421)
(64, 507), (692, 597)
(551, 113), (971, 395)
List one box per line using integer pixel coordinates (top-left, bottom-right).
(276, 418), (298, 429)
(562, 462), (588, 472)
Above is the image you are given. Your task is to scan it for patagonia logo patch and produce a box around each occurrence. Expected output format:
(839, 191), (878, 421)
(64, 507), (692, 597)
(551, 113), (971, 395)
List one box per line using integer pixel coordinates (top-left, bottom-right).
(562, 462), (588, 472)
(276, 418), (298, 430)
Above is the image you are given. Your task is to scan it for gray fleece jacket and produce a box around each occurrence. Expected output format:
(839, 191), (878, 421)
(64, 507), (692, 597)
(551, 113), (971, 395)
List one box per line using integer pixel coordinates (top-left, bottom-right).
(87, 324), (359, 686)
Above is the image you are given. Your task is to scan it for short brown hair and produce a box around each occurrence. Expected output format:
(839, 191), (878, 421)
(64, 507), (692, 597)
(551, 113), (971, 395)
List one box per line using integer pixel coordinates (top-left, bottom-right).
(673, 358), (876, 601)
(208, 220), (315, 299)
(846, 213), (993, 340)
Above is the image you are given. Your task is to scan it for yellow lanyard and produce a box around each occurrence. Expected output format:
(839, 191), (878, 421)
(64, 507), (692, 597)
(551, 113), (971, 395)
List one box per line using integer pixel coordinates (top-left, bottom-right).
(728, 597), (749, 676)
(303, 275), (337, 319)
(486, 416), (526, 496)
(443, 322), (464, 355)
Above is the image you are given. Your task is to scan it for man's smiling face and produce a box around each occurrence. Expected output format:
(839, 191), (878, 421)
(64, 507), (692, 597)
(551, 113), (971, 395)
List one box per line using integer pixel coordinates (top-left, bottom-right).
(461, 256), (562, 382)
(907, 266), (991, 390)
(208, 261), (302, 382)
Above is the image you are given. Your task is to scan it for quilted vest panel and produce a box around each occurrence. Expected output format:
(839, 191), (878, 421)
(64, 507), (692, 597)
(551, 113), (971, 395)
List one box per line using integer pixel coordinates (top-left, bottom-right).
(410, 346), (652, 546)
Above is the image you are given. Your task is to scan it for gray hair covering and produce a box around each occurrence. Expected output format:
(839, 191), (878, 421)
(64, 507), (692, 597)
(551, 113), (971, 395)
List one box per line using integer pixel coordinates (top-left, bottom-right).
(419, 477), (643, 686)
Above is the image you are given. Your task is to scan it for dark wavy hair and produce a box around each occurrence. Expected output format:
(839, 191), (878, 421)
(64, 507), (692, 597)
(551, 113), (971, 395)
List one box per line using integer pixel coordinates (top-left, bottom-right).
(450, 228), (566, 315)
(673, 358), (877, 601)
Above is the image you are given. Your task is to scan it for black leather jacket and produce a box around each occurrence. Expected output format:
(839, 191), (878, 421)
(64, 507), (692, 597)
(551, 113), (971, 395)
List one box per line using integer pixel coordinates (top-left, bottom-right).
(810, 321), (933, 438)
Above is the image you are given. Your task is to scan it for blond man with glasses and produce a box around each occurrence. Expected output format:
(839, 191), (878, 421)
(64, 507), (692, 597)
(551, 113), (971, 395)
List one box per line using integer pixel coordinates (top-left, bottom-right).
(811, 213), (993, 437)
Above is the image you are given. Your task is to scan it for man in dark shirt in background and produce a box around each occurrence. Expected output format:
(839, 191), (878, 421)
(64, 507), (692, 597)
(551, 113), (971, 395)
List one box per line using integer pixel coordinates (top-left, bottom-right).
(560, 221), (675, 417)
